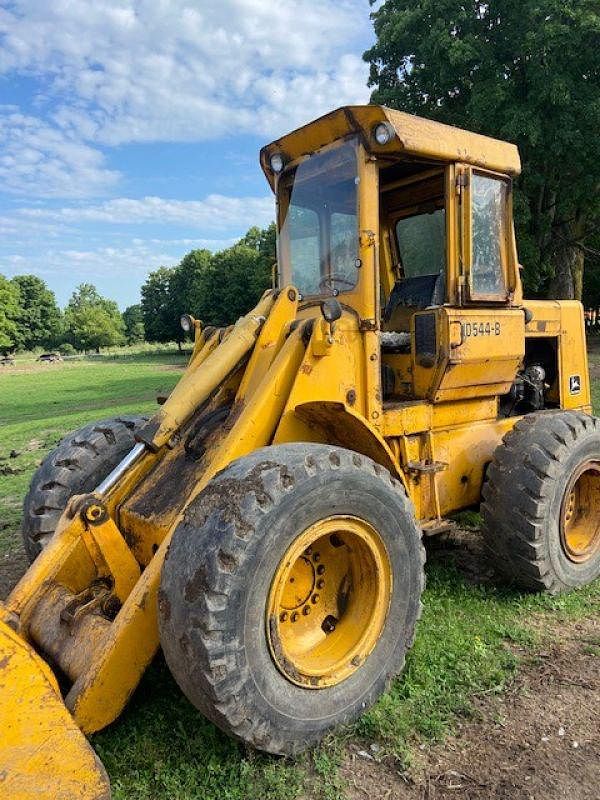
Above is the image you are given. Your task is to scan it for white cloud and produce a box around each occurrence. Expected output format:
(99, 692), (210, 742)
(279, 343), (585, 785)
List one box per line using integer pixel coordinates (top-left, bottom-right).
(0, 107), (120, 197)
(18, 193), (274, 229)
(0, 0), (371, 146)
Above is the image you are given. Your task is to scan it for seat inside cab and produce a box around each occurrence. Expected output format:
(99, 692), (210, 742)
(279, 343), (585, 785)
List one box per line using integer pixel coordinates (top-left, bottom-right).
(379, 163), (447, 399)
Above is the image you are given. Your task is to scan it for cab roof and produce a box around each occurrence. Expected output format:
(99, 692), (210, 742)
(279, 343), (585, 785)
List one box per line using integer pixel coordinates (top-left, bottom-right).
(260, 105), (521, 188)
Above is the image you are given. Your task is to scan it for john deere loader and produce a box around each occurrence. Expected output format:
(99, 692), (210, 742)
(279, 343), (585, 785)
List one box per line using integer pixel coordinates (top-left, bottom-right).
(2, 105), (599, 799)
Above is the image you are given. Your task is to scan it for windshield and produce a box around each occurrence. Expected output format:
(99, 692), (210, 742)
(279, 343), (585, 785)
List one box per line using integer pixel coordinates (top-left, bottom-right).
(278, 138), (359, 297)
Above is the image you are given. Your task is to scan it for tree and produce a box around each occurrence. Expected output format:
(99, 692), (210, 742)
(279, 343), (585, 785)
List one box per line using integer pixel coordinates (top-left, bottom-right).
(364, 1), (600, 300)
(122, 304), (145, 344)
(141, 266), (180, 345)
(0, 274), (22, 353)
(64, 283), (125, 352)
(11, 274), (62, 350)
(199, 242), (271, 326)
(169, 249), (212, 330)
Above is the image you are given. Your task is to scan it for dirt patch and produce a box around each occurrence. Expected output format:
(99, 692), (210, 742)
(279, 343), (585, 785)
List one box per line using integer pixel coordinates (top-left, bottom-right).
(0, 544), (28, 599)
(342, 615), (599, 800)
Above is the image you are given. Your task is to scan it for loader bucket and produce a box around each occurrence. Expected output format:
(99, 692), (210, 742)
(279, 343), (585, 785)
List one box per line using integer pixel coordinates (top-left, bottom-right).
(0, 618), (110, 800)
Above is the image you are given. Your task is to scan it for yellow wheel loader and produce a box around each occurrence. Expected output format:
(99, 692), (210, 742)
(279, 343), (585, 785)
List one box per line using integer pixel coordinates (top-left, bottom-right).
(2, 105), (600, 798)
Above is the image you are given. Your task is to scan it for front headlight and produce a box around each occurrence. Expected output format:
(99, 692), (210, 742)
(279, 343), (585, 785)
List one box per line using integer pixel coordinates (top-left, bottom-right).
(270, 153), (284, 173)
(180, 313), (194, 333)
(373, 122), (394, 145)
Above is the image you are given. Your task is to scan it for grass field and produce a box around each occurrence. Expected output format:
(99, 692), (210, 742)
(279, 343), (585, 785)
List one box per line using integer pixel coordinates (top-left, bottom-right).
(1, 352), (599, 800)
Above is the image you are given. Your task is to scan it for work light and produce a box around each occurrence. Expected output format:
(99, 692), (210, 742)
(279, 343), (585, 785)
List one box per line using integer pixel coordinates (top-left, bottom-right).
(180, 314), (194, 333)
(270, 153), (284, 173)
(373, 122), (393, 145)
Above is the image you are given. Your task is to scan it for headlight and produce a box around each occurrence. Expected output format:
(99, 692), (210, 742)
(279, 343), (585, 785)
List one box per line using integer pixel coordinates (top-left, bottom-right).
(270, 153), (284, 173)
(180, 313), (194, 333)
(373, 122), (393, 145)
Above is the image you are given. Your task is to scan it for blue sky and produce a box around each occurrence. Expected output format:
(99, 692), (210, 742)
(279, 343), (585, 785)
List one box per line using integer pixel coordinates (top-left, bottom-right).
(0, 1), (377, 308)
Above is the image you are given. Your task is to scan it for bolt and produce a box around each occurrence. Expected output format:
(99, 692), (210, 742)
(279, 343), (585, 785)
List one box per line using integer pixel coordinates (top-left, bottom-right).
(311, 594), (319, 604)
(317, 565), (325, 575)
(370, 353), (377, 361)
(316, 579), (325, 589)
(303, 605), (311, 616)
(291, 612), (299, 622)
(279, 611), (288, 622)
(305, 546), (312, 556)
(287, 288), (296, 301)
(350, 655), (361, 667)
(322, 615), (337, 634)
(313, 552), (320, 563)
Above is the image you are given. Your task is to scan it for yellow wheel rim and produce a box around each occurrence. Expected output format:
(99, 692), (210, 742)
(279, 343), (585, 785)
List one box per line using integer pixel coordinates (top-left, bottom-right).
(266, 516), (392, 689)
(560, 461), (600, 563)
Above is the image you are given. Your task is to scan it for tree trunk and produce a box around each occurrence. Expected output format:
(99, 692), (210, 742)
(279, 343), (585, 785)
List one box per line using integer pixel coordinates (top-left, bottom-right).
(547, 217), (585, 301)
(548, 245), (575, 299)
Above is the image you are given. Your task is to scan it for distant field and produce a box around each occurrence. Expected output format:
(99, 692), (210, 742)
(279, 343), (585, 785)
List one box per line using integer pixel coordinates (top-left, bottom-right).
(0, 349), (598, 800)
(0, 352), (186, 551)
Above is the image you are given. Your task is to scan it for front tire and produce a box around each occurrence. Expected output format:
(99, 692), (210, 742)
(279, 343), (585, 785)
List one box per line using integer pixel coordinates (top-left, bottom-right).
(159, 444), (425, 754)
(22, 416), (146, 561)
(482, 411), (600, 593)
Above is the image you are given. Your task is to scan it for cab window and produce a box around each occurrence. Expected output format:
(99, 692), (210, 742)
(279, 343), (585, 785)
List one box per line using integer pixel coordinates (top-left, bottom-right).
(470, 173), (508, 298)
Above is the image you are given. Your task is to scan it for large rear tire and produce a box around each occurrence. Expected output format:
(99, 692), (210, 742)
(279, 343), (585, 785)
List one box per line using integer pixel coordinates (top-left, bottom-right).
(482, 411), (600, 593)
(158, 443), (425, 755)
(22, 416), (147, 561)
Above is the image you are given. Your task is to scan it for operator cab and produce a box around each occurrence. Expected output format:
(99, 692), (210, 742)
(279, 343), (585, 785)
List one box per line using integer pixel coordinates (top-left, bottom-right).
(263, 105), (525, 404)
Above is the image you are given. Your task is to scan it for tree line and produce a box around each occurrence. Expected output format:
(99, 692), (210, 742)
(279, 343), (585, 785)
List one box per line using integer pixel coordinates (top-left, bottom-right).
(0, 224), (275, 355)
(141, 224), (274, 347)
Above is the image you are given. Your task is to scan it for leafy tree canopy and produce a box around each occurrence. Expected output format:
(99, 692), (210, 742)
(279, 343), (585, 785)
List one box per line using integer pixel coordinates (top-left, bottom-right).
(139, 225), (274, 339)
(11, 274), (62, 351)
(122, 304), (145, 344)
(64, 283), (125, 352)
(365, 0), (600, 299)
(0, 274), (22, 353)
(141, 266), (180, 345)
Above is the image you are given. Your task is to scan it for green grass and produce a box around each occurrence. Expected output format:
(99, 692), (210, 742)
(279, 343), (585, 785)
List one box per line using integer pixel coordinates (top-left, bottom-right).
(0, 353), (186, 550)
(0, 352), (599, 799)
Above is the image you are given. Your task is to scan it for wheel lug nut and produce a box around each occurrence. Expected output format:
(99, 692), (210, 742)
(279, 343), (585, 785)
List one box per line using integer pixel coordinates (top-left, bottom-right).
(291, 612), (299, 622)
(303, 605), (311, 616)
(316, 565), (325, 575)
(279, 611), (288, 622)
(313, 552), (320, 563)
(311, 594), (319, 604)
(316, 579), (325, 589)
(305, 546), (312, 556)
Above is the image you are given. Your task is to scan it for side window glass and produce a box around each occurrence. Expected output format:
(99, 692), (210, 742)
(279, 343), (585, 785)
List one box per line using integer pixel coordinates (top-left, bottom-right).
(288, 206), (320, 295)
(330, 211), (358, 285)
(471, 174), (507, 296)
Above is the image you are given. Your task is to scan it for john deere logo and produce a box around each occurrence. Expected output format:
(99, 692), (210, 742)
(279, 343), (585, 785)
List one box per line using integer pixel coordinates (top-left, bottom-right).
(569, 375), (581, 394)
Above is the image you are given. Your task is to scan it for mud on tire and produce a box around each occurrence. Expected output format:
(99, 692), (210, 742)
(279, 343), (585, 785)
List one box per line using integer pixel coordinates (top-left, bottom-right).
(158, 443), (425, 755)
(22, 415), (147, 561)
(482, 411), (600, 593)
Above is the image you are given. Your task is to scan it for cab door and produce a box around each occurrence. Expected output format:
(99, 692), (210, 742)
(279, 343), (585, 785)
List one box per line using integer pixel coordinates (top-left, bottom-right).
(412, 166), (525, 402)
